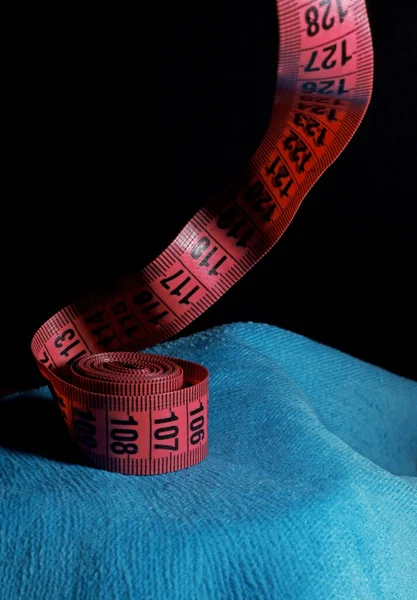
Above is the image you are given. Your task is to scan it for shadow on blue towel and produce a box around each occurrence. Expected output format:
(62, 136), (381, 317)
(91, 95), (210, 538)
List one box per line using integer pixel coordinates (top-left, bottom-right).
(1, 323), (416, 599)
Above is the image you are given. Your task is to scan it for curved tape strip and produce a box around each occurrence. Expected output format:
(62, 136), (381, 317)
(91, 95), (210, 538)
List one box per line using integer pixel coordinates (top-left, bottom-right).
(31, 0), (373, 474)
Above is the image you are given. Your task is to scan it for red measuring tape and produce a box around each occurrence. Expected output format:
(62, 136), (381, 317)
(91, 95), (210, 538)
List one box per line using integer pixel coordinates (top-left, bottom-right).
(31, 0), (373, 475)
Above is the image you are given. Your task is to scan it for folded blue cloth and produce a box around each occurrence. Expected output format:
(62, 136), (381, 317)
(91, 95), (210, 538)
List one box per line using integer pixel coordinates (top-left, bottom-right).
(1, 323), (416, 599)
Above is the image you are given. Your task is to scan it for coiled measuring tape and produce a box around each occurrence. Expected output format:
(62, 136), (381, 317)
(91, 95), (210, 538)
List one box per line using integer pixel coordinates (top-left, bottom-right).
(31, 0), (373, 475)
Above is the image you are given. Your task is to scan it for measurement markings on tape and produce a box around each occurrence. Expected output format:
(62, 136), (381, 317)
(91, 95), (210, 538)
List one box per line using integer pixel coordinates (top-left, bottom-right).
(31, 0), (373, 474)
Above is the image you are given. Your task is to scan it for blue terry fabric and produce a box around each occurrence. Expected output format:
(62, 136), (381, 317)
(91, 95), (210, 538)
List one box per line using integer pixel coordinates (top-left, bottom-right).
(0, 322), (416, 599)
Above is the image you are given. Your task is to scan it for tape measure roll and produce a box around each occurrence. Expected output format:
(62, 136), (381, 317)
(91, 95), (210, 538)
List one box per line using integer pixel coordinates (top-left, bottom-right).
(31, 0), (373, 475)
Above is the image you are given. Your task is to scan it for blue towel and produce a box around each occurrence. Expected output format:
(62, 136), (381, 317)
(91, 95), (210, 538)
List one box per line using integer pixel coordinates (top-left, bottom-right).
(1, 323), (416, 599)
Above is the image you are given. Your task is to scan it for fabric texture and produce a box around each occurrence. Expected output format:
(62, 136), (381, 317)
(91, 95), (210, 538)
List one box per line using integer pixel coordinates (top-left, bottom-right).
(0, 322), (416, 599)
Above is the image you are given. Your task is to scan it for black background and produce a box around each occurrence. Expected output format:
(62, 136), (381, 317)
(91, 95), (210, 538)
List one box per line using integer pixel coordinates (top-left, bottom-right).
(1, 0), (416, 392)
